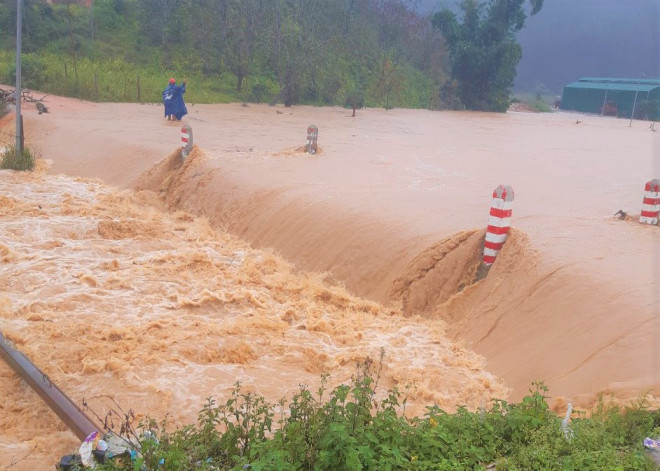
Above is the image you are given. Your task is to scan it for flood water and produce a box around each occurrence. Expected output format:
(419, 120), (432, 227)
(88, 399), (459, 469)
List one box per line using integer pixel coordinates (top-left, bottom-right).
(0, 97), (658, 467)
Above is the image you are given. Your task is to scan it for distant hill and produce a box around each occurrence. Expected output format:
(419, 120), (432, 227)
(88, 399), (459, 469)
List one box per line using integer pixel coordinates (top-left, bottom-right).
(418, 0), (659, 94)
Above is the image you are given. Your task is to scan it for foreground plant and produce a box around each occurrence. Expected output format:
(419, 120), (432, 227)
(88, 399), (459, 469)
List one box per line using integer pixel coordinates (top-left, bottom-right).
(0, 145), (35, 171)
(86, 359), (659, 471)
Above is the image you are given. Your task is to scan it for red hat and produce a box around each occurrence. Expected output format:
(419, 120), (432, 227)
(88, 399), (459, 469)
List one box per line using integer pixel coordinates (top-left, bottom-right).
(169, 78), (176, 84)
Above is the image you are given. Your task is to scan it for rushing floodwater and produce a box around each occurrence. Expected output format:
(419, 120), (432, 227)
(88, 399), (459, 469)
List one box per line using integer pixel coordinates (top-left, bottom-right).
(0, 98), (658, 467)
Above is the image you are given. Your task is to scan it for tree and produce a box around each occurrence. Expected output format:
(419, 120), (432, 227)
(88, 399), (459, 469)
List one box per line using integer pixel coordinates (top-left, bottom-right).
(221, 0), (259, 92)
(432, 0), (543, 112)
(260, 0), (325, 107)
(375, 55), (402, 109)
(138, 0), (181, 47)
(189, 0), (225, 75)
(345, 85), (365, 117)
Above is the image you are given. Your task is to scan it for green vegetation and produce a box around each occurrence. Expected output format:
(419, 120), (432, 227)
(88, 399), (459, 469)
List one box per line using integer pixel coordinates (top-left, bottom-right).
(0, 0), (543, 112)
(0, 0), (443, 109)
(0, 50), (243, 104)
(87, 359), (659, 471)
(512, 93), (554, 113)
(0, 144), (35, 170)
(432, 0), (544, 112)
(526, 99), (552, 113)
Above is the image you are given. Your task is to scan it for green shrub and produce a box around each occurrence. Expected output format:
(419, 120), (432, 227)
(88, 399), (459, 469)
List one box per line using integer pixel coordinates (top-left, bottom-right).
(529, 99), (552, 112)
(1, 145), (35, 171)
(249, 83), (271, 103)
(7, 54), (47, 89)
(88, 365), (659, 471)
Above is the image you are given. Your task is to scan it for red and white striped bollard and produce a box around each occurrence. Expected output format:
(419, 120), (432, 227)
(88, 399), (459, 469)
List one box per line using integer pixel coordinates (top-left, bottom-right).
(639, 179), (660, 225)
(181, 124), (193, 159)
(483, 185), (514, 266)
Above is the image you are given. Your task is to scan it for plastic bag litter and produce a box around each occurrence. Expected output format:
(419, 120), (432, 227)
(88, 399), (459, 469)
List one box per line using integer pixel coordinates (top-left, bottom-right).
(104, 432), (132, 458)
(58, 454), (82, 471)
(79, 431), (100, 467)
(644, 437), (660, 450)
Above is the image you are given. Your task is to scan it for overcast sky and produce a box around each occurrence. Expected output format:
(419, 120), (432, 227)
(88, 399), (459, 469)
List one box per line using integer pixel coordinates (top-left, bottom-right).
(417, 0), (659, 93)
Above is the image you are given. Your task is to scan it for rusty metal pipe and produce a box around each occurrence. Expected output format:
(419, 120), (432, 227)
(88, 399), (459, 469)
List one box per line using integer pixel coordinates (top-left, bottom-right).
(0, 331), (99, 441)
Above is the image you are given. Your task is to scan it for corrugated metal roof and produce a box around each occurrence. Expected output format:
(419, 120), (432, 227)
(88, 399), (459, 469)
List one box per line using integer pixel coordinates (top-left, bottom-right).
(577, 77), (660, 86)
(565, 81), (660, 93)
(561, 77), (660, 119)
(566, 83), (660, 92)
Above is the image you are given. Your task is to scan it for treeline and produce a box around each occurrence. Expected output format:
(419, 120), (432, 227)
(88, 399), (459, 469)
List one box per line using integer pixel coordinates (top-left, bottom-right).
(0, 0), (450, 109)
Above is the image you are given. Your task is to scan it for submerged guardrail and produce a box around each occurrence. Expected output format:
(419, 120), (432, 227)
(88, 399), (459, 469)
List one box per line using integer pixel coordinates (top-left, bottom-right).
(0, 330), (99, 441)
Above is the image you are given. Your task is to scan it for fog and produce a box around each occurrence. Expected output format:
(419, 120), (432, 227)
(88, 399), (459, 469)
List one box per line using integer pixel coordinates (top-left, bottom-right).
(418, 0), (659, 94)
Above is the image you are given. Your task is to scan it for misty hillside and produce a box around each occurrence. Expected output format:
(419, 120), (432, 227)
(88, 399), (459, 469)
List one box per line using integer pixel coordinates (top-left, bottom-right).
(420, 0), (659, 94)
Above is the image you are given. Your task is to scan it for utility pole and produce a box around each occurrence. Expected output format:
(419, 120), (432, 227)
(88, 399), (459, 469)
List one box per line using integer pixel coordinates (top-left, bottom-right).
(15, 0), (23, 154)
(629, 88), (639, 128)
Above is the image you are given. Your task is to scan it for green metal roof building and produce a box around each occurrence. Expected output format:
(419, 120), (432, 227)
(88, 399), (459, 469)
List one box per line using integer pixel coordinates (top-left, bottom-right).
(560, 78), (660, 120)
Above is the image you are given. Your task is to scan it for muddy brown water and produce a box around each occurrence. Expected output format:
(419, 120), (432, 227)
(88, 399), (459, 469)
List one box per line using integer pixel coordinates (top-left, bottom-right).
(0, 97), (658, 467)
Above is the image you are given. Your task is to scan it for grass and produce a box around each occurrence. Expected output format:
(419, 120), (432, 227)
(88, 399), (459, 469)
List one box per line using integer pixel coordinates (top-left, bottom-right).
(0, 145), (35, 171)
(527, 99), (553, 113)
(80, 356), (659, 471)
(0, 50), (278, 105)
(0, 49), (438, 109)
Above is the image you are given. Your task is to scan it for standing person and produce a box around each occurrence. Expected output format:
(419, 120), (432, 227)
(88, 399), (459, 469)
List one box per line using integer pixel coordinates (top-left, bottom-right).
(162, 77), (188, 121)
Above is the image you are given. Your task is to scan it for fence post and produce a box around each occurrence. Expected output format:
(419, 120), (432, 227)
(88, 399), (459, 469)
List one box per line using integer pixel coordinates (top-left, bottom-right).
(639, 179), (660, 225)
(483, 185), (514, 266)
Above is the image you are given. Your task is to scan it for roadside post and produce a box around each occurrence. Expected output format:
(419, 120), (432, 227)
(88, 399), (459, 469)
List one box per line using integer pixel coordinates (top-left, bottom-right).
(483, 185), (514, 266)
(639, 179), (660, 225)
(181, 124), (193, 160)
(306, 124), (318, 154)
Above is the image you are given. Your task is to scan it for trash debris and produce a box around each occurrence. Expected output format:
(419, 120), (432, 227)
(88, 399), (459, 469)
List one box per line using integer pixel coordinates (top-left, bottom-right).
(105, 432), (131, 459)
(614, 209), (628, 220)
(645, 438), (660, 467)
(561, 402), (573, 441)
(57, 431), (137, 470)
(36, 101), (49, 114)
(143, 430), (159, 444)
(644, 437), (660, 450)
(58, 454), (82, 471)
(79, 431), (100, 467)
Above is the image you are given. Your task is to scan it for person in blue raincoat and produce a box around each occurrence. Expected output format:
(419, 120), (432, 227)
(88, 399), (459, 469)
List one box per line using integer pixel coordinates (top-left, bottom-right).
(162, 77), (188, 121)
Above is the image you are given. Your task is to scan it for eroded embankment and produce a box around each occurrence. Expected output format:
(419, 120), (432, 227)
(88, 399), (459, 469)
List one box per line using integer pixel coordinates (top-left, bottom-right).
(135, 146), (425, 305)
(389, 229), (486, 316)
(135, 147), (524, 321)
(137, 147), (660, 411)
